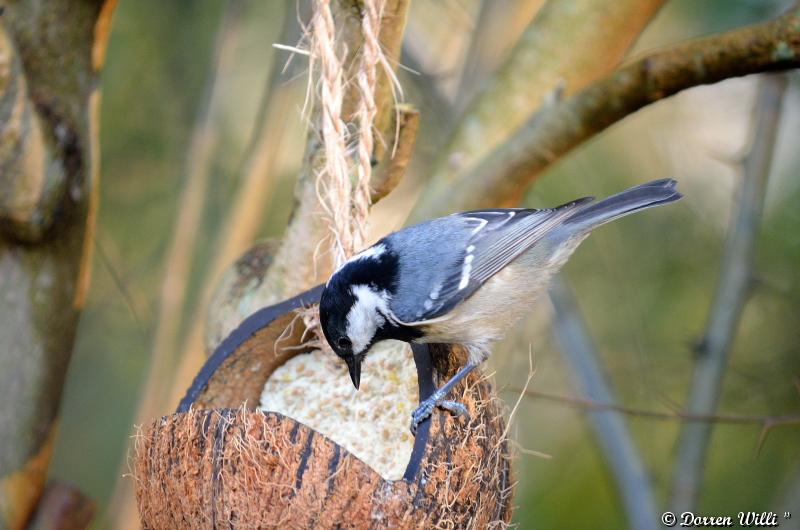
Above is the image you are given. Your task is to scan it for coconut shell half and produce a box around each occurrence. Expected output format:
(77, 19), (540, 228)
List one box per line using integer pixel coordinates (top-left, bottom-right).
(134, 286), (514, 529)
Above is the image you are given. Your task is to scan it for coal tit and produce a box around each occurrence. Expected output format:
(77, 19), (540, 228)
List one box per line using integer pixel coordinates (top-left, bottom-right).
(319, 179), (682, 433)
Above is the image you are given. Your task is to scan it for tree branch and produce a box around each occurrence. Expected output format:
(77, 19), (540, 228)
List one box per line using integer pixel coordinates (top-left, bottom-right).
(548, 278), (660, 530)
(0, 1), (116, 528)
(410, 0), (668, 221)
(424, 5), (800, 213)
(0, 26), (66, 242)
(201, 2), (309, 355)
(455, 0), (545, 113)
(669, 73), (788, 513)
(26, 482), (95, 530)
(507, 387), (800, 428)
(369, 103), (419, 203)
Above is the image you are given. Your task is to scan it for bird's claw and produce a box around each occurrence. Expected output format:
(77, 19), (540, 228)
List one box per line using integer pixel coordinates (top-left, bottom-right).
(439, 400), (469, 418)
(409, 397), (470, 435)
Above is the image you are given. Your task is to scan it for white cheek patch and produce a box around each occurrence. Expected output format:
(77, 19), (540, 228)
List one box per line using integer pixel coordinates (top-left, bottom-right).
(346, 284), (391, 354)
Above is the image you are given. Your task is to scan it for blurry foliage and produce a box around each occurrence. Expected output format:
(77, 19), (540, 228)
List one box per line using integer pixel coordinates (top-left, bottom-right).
(44, 0), (799, 528)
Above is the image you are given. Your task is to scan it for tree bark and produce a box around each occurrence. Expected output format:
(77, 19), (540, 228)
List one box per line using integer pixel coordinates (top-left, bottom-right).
(0, 1), (116, 529)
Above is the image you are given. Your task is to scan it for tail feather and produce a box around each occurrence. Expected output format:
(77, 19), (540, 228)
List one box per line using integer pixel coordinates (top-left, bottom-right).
(563, 178), (682, 231)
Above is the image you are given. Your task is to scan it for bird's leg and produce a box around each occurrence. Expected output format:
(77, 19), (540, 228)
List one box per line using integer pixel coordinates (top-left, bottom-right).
(410, 361), (479, 435)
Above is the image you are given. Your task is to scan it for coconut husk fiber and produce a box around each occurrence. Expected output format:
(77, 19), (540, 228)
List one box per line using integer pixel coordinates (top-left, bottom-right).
(133, 286), (514, 529)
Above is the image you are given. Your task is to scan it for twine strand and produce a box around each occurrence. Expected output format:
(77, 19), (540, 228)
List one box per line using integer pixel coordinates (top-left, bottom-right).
(309, 0), (393, 269)
(311, 0), (352, 267)
(352, 0), (384, 249)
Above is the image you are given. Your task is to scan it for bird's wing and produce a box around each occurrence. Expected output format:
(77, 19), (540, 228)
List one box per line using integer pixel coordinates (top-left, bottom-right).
(398, 200), (593, 324)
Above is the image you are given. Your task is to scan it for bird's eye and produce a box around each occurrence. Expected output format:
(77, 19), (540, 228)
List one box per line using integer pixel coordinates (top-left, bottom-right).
(337, 337), (352, 350)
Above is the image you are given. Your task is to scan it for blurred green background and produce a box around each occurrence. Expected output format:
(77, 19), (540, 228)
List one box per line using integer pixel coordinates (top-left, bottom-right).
(47, 1), (799, 528)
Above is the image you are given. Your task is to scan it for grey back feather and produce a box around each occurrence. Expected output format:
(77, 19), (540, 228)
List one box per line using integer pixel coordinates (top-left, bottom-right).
(388, 199), (592, 323)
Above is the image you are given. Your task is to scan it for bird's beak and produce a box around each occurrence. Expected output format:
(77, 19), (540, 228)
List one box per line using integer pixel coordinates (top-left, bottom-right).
(345, 356), (361, 390)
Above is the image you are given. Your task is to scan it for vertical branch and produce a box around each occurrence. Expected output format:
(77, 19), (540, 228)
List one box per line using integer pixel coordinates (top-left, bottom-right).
(26, 483), (95, 530)
(200, 4), (307, 353)
(549, 278), (659, 530)
(0, 1), (116, 528)
(669, 73), (788, 513)
(123, 0), (239, 446)
(0, 27), (65, 242)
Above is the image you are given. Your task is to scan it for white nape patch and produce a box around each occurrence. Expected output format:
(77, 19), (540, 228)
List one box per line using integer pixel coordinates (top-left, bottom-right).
(346, 284), (390, 354)
(351, 243), (386, 263)
(331, 244), (387, 280)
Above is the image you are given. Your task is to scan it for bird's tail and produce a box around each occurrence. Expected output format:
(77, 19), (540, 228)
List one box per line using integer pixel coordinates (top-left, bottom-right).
(563, 178), (682, 232)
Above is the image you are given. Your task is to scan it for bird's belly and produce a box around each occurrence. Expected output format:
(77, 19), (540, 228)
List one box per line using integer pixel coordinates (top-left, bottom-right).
(419, 234), (584, 352)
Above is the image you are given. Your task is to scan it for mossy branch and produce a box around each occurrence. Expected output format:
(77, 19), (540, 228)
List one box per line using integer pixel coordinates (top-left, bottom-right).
(0, 26), (67, 242)
(427, 5), (800, 213)
(0, 1), (116, 528)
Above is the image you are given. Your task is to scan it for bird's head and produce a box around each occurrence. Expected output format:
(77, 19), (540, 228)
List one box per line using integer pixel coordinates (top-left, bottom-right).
(319, 243), (401, 390)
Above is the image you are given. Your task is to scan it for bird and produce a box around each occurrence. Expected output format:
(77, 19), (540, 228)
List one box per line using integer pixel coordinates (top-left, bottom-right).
(319, 178), (683, 434)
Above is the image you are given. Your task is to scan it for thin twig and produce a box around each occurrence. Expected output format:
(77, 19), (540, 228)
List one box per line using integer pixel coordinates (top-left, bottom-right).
(549, 278), (660, 530)
(417, 4), (800, 214)
(669, 73), (789, 513)
(505, 387), (800, 428)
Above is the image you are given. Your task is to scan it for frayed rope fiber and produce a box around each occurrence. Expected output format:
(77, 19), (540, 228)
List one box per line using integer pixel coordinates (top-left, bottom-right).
(309, 0), (391, 268)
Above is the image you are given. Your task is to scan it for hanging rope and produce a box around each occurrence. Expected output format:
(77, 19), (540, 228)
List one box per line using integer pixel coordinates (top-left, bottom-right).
(308, 0), (389, 269)
(310, 0), (352, 268)
(352, 0), (384, 250)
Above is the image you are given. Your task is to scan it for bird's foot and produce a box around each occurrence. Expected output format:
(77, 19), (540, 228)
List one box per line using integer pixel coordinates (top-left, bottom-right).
(410, 396), (470, 435)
